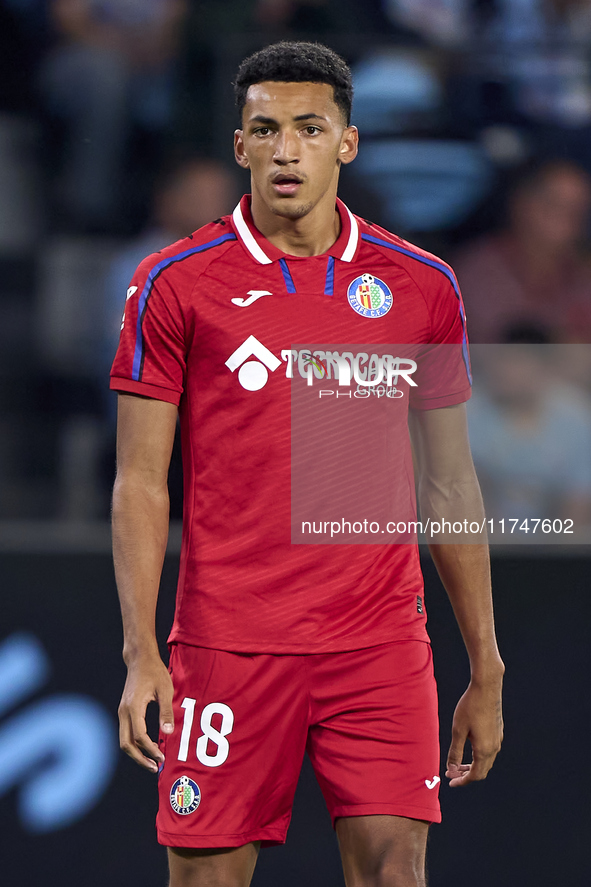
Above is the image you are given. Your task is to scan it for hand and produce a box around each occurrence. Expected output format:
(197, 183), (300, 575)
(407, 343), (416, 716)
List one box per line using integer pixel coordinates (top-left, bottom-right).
(118, 654), (174, 773)
(445, 673), (504, 787)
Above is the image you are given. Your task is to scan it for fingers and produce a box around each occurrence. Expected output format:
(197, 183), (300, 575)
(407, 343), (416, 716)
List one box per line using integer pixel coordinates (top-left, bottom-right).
(445, 721), (468, 780)
(446, 739), (501, 787)
(446, 681), (504, 787)
(118, 666), (175, 772)
(158, 681), (175, 736)
(445, 756), (492, 787)
(119, 700), (164, 773)
(445, 763), (470, 787)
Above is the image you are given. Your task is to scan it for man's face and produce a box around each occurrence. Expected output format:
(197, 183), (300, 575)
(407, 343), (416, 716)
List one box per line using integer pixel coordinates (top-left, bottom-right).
(234, 81), (358, 221)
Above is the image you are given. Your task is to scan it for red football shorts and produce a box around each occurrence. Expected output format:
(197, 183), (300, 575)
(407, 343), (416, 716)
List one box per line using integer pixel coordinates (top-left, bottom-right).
(156, 640), (441, 848)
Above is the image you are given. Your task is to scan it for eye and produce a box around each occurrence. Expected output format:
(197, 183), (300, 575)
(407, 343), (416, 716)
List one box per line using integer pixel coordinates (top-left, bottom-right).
(253, 126), (272, 137)
(304, 125), (321, 135)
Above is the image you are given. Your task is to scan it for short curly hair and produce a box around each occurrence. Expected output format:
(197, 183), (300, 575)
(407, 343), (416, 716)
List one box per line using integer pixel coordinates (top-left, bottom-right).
(234, 41), (353, 125)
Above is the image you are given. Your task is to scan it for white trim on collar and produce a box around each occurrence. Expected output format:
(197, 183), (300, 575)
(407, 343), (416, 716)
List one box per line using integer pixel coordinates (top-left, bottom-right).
(341, 204), (359, 263)
(232, 202), (272, 265)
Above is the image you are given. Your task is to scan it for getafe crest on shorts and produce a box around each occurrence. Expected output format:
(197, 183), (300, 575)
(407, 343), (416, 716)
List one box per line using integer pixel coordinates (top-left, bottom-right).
(347, 273), (393, 318)
(170, 776), (201, 815)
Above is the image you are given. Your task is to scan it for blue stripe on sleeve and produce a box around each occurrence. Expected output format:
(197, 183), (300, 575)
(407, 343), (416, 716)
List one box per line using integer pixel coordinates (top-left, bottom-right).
(360, 233), (472, 384)
(132, 232), (236, 381)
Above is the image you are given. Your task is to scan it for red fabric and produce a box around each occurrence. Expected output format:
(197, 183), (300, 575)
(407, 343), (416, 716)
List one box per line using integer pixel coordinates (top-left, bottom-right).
(156, 640), (441, 847)
(111, 197), (470, 653)
(454, 233), (591, 343)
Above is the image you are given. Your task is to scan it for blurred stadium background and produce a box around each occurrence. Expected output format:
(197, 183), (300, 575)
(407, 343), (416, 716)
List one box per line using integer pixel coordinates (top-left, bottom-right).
(0, 1), (590, 883)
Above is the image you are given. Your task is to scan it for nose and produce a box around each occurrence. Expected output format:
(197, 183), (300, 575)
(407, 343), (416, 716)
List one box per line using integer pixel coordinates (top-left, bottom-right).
(273, 129), (299, 165)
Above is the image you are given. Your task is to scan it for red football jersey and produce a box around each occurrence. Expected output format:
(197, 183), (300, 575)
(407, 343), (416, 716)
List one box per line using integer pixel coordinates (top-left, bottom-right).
(111, 196), (471, 653)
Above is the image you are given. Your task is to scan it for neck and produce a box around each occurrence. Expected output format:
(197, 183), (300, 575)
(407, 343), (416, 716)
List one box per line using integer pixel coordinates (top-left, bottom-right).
(250, 188), (341, 257)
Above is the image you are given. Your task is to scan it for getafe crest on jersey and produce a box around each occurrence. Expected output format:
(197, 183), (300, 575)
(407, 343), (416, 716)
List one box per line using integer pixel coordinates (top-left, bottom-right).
(347, 273), (393, 318)
(170, 776), (201, 815)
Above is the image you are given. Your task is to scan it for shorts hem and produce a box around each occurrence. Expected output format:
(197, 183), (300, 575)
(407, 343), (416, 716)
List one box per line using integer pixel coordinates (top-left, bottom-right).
(331, 803), (441, 827)
(157, 828), (287, 849)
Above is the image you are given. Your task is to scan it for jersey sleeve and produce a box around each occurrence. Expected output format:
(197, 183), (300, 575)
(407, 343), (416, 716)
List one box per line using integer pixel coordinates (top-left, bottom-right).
(409, 265), (472, 411)
(110, 254), (187, 405)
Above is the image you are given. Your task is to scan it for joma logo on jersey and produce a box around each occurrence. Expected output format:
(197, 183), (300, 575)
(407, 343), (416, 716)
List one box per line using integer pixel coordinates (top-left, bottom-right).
(226, 337), (417, 392)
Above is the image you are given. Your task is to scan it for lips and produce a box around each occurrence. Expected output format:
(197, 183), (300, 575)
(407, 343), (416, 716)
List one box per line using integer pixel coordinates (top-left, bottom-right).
(271, 173), (303, 196)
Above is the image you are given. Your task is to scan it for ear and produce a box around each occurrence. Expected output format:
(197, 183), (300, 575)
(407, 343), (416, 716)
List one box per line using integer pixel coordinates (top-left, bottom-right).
(234, 130), (250, 169)
(339, 125), (359, 166)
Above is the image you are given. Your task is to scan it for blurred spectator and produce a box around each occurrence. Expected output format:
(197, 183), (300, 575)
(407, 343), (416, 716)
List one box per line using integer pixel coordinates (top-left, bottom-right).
(468, 342), (591, 529)
(103, 156), (239, 389)
(38, 0), (188, 232)
(384, 1), (591, 165)
(454, 160), (591, 342)
(253, 0), (387, 32)
(479, 0), (591, 131)
(553, 341), (591, 398)
(382, 0), (469, 46)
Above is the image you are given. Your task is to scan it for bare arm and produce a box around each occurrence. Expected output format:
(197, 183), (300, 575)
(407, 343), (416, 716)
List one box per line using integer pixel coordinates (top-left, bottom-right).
(112, 393), (178, 772)
(409, 403), (504, 787)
